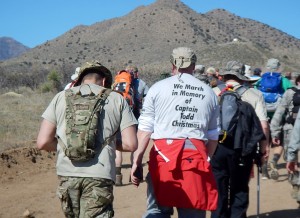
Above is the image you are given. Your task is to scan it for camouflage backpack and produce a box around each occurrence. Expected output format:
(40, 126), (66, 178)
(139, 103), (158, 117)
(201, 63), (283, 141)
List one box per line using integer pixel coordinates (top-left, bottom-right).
(58, 86), (112, 161)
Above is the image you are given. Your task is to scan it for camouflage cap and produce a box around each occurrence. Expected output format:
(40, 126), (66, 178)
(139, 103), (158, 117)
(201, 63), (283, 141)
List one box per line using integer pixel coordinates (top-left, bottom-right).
(170, 47), (197, 69)
(74, 60), (112, 88)
(219, 61), (250, 81)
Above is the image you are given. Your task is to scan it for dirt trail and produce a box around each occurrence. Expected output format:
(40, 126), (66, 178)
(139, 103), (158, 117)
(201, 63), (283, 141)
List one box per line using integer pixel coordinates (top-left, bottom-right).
(0, 147), (299, 218)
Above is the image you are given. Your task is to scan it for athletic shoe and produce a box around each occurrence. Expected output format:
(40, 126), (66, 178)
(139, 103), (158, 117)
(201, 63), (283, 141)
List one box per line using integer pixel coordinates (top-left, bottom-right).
(269, 162), (279, 180)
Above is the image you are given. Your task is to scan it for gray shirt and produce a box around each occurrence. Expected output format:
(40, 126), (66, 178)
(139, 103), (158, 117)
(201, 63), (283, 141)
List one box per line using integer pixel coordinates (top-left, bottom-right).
(286, 110), (300, 162)
(271, 86), (300, 139)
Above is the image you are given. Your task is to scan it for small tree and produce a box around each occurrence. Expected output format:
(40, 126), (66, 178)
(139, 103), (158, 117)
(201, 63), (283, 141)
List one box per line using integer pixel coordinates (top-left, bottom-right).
(47, 70), (62, 92)
(39, 70), (62, 93)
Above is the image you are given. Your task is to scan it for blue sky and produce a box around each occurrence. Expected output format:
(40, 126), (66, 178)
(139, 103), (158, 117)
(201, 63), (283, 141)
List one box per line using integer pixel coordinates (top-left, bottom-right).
(1, 0), (300, 48)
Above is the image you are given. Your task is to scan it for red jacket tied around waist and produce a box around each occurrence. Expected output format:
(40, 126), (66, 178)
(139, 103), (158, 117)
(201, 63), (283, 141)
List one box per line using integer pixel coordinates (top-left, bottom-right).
(149, 138), (218, 210)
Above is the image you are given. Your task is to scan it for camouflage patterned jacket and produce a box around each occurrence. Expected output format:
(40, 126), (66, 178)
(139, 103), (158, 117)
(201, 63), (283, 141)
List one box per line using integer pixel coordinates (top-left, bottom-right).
(286, 111), (300, 162)
(270, 86), (300, 139)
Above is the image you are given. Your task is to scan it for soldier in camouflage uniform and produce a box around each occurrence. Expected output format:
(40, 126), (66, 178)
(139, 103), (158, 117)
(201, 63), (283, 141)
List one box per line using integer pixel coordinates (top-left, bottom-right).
(270, 75), (300, 180)
(37, 61), (138, 218)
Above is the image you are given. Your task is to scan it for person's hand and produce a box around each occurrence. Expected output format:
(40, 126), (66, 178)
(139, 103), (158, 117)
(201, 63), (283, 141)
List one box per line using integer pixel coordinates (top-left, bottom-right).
(130, 163), (143, 187)
(272, 137), (281, 146)
(259, 143), (270, 163)
(286, 161), (296, 174)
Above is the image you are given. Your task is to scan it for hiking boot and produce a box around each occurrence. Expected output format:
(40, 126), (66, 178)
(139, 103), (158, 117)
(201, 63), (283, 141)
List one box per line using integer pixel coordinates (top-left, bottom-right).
(115, 174), (123, 186)
(269, 162), (279, 180)
(261, 163), (270, 180)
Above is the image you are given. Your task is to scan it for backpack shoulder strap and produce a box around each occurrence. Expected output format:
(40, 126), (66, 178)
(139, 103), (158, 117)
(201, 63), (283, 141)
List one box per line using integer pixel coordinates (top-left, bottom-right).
(217, 83), (229, 96)
(288, 87), (298, 92)
(235, 85), (249, 97)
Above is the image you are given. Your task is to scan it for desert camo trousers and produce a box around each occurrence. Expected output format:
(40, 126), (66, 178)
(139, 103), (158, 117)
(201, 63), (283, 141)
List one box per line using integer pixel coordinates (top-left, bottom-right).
(56, 176), (114, 218)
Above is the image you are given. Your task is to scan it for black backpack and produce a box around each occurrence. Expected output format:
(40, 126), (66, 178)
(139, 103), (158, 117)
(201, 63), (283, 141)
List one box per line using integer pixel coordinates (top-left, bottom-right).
(218, 85), (265, 157)
(286, 87), (300, 125)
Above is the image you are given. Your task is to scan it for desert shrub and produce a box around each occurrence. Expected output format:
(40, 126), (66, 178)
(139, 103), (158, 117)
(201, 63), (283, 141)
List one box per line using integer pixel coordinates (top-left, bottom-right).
(40, 82), (52, 93)
(38, 70), (62, 93)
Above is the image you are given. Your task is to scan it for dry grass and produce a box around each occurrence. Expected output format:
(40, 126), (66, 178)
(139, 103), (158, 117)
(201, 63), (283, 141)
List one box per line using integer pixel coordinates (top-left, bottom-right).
(0, 87), (55, 152)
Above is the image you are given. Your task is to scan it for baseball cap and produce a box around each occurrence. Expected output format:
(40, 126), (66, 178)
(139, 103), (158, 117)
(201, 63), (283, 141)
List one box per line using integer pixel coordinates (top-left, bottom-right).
(219, 61), (250, 81)
(253, 68), (262, 76)
(266, 58), (280, 71)
(125, 64), (138, 73)
(170, 47), (197, 69)
(206, 67), (216, 75)
(74, 60), (112, 88)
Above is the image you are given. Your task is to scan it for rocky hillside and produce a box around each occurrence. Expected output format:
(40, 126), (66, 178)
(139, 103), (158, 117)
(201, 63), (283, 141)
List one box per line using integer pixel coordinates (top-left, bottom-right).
(1, 0), (300, 89)
(0, 37), (29, 61)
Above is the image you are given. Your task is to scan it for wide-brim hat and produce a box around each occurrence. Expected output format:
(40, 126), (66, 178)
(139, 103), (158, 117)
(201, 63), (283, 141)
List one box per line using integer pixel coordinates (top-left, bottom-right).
(219, 61), (250, 81)
(74, 61), (112, 88)
(247, 75), (261, 82)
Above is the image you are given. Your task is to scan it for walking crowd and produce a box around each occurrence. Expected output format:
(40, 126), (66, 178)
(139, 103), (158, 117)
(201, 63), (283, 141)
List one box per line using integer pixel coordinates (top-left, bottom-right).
(37, 46), (300, 218)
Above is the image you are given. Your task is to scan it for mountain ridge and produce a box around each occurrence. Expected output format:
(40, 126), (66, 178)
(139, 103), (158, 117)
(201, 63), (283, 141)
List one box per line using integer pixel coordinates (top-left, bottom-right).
(1, 0), (299, 89)
(0, 37), (30, 61)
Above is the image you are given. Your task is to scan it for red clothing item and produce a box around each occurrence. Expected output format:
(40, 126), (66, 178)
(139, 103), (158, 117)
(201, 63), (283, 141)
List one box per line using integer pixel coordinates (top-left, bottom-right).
(149, 139), (218, 210)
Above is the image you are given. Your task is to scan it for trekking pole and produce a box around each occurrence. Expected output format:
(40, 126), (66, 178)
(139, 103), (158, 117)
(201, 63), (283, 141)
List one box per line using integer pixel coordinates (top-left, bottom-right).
(256, 143), (261, 218)
(257, 163), (260, 218)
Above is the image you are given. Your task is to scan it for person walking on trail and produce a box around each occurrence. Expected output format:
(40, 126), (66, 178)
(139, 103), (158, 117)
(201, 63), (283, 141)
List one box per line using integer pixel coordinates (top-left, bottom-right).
(125, 64), (149, 119)
(270, 75), (300, 180)
(131, 47), (220, 218)
(36, 60), (138, 218)
(206, 66), (224, 88)
(286, 110), (300, 206)
(211, 61), (269, 218)
(255, 58), (292, 180)
(115, 64), (149, 186)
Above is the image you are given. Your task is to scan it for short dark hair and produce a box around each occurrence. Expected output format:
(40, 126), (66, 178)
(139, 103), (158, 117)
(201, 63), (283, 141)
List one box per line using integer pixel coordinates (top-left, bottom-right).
(295, 75), (300, 85)
(223, 74), (239, 82)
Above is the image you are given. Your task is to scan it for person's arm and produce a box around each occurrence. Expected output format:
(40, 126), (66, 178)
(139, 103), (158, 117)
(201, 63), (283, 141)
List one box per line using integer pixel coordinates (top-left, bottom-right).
(252, 90), (270, 159)
(260, 120), (270, 159)
(36, 119), (57, 151)
(131, 130), (152, 187)
(206, 140), (218, 158)
(270, 90), (292, 145)
(286, 111), (300, 173)
(131, 86), (154, 186)
(206, 94), (220, 157)
(117, 125), (138, 152)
